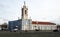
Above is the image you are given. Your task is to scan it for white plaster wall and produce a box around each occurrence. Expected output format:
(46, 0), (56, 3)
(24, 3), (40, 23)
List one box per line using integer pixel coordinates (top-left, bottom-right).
(22, 19), (32, 30)
(32, 24), (57, 30)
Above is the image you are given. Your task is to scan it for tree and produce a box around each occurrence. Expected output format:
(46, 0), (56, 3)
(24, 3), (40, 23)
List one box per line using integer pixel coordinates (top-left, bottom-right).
(1, 23), (8, 31)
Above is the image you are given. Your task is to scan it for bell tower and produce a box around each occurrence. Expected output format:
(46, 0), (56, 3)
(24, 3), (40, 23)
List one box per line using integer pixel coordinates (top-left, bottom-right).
(21, 1), (28, 19)
(21, 1), (32, 30)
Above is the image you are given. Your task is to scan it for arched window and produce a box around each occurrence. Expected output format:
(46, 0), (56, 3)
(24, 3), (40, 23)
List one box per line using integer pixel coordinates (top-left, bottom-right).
(25, 10), (27, 14)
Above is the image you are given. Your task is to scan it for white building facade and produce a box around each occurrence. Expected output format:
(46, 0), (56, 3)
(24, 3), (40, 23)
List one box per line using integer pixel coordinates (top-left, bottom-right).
(8, 1), (57, 31)
(32, 21), (57, 30)
(21, 1), (57, 31)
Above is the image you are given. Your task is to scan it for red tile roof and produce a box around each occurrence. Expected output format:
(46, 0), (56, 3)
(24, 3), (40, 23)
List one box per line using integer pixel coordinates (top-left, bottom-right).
(32, 21), (56, 25)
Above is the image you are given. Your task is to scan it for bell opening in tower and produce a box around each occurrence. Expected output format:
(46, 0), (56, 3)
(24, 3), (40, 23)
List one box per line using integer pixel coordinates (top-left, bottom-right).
(25, 10), (27, 14)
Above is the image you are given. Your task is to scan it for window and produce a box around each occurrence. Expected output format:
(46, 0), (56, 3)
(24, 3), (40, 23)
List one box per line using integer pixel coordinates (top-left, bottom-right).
(25, 10), (27, 14)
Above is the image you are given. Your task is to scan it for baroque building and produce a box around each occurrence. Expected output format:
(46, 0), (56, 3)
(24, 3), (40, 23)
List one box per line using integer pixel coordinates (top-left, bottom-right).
(8, 2), (32, 31)
(8, 1), (57, 31)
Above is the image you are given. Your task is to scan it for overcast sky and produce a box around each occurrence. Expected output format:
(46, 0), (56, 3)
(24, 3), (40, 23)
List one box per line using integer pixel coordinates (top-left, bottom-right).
(0, 0), (60, 24)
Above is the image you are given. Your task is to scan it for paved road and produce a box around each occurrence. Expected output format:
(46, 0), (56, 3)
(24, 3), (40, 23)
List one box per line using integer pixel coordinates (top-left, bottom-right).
(0, 31), (60, 37)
